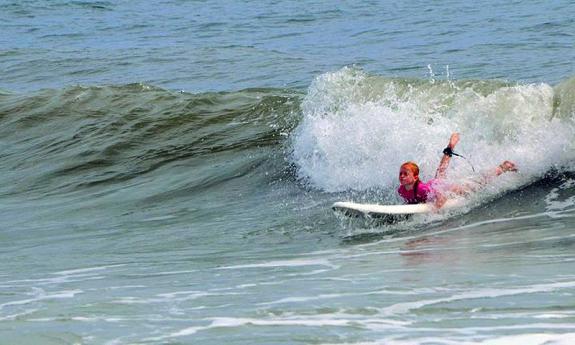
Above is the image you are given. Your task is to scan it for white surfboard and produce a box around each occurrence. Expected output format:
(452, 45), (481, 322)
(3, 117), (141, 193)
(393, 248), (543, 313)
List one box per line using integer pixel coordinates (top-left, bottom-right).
(332, 199), (463, 224)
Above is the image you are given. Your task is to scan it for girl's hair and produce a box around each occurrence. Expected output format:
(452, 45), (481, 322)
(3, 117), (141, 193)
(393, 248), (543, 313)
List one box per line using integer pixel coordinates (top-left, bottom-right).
(401, 161), (420, 178)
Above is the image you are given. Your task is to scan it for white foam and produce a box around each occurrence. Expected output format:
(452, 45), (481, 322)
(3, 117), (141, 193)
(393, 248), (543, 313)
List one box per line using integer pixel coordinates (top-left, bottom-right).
(545, 181), (575, 211)
(146, 316), (404, 341)
(258, 285), (434, 307)
(291, 68), (575, 197)
(474, 333), (575, 345)
(534, 313), (575, 319)
(1, 265), (125, 289)
(317, 333), (575, 345)
(52, 264), (126, 276)
(257, 293), (347, 306)
(0, 289), (82, 311)
(216, 258), (337, 270)
(379, 280), (575, 316)
(0, 308), (37, 321)
(111, 290), (243, 305)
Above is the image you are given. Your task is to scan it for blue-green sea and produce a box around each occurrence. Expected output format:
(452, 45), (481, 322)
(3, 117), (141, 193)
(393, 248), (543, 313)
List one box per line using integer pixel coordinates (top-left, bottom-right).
(1, 1), (575, 344)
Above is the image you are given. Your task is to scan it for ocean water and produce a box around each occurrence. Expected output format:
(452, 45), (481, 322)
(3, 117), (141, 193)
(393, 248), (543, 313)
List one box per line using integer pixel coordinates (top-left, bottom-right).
(1, 1), (575, 344)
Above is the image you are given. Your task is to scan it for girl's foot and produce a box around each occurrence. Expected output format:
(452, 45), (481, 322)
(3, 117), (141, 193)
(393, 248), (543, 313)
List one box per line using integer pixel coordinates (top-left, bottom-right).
(500, 160), (518, 172)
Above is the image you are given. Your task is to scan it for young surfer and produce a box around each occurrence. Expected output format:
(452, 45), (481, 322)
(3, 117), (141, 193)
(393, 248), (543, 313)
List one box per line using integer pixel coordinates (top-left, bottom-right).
(398, 133), (518, 208)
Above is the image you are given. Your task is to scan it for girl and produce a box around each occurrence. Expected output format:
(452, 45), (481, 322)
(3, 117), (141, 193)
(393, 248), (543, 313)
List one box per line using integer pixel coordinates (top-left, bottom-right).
(398, 133), (517, 208)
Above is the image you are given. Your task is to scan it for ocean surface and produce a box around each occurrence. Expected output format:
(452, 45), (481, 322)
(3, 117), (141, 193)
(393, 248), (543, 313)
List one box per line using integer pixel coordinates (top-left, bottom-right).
(1, 1), (575, 344)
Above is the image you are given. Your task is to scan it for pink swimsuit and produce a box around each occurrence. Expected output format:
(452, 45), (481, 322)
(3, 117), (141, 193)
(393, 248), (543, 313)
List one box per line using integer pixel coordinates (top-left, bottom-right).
(398, 179), (438, 204)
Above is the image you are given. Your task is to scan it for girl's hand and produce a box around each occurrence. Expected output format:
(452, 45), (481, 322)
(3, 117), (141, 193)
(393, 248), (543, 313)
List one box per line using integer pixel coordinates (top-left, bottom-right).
(448, 132), (460, 149)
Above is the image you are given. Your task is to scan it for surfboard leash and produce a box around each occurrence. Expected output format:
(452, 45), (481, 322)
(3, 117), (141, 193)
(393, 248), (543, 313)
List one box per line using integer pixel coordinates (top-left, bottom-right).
(443, 147), (476, 172)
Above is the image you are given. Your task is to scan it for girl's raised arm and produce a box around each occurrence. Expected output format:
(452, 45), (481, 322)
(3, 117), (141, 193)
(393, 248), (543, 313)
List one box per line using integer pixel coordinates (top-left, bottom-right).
(435, 132), (460, 179)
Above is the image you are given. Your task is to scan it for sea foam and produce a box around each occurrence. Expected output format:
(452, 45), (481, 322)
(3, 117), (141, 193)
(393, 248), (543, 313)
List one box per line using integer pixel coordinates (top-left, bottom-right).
(291, 67), (575, 196)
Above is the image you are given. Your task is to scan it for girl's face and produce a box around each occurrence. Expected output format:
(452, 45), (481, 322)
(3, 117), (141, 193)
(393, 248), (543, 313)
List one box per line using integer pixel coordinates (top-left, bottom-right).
(399, 167), (417, 186)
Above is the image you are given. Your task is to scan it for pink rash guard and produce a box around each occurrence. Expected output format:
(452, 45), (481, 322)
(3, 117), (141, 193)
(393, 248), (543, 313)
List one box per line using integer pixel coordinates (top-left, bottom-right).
(397, 179), (438, 204)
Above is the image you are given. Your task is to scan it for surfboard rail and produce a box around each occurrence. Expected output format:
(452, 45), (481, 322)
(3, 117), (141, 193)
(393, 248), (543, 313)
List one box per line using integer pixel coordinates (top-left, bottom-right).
(332, 199), (463, 223)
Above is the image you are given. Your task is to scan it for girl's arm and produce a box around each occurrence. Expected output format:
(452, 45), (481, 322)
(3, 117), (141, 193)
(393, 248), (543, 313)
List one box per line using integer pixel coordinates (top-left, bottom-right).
(435, 133), (460, 179)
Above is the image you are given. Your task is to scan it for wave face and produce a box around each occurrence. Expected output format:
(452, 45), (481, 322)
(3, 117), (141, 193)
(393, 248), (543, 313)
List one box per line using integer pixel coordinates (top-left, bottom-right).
(291, 68), (575, 196)
(0, 84), (301, 200)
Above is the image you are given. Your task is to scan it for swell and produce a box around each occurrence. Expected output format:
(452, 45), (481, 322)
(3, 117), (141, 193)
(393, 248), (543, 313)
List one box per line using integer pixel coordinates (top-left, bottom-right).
(0, 84), (302, 198)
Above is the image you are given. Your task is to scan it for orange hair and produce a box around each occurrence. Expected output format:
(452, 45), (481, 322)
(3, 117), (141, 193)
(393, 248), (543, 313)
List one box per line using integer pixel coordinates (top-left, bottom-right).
(400, 161), (420, 178)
